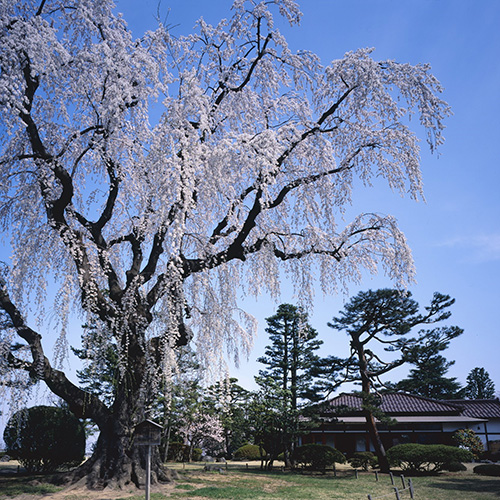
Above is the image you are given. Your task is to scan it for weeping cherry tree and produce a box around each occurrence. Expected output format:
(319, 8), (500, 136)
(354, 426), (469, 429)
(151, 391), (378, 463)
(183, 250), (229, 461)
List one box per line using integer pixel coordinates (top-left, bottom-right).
(0, 0), (449, 489)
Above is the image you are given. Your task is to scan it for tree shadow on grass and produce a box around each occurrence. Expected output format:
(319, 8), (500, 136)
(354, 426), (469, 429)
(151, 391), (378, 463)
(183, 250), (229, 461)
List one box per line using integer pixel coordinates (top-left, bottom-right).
(0, 476), (61, 499)
(427, 477), (500, 497)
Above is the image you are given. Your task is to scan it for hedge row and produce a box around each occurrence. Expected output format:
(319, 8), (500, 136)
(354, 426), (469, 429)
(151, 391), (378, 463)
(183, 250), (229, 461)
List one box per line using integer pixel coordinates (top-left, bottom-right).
(387, 443), (472, 473)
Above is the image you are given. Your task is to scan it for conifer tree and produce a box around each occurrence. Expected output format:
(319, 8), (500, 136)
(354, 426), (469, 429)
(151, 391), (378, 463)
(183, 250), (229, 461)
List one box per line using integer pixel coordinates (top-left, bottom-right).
(257, 303), (323, 466)
(393, 327), (464, 399)
(323, 289), (460, 472)
(465, 367), (496, 399)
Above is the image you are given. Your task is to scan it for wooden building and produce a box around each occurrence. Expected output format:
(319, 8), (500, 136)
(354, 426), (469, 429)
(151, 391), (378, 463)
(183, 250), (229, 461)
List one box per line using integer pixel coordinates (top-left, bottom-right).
(301, 392), (500, 458)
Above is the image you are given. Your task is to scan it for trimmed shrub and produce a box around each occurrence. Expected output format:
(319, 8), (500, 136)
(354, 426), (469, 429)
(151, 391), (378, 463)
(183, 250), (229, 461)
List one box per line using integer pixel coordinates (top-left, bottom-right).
(442, 461), (467, 472)
(233, 444), (264, 461)
(473, 464), (500, 477)
(292, 444), (345, 473)
(166, 442), (202, 462)
(167, 442), (188, 462)
(348, 451), (378, 471)
(3, 406), (85, 473)
(387, 443), (472, 473)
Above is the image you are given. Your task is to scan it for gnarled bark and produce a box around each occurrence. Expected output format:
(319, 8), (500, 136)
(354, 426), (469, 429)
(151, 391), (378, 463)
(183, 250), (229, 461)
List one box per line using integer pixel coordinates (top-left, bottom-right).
(68, 426), (176, 490)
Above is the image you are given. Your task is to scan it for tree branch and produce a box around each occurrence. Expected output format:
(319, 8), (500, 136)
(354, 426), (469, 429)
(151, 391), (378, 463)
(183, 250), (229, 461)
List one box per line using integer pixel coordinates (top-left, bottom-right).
(0, 280), (111, 424)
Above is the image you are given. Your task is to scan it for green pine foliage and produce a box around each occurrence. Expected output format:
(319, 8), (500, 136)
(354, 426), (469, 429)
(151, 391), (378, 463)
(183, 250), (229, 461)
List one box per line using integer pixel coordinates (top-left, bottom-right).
(256, 304), (324, 467)
(321, 289), (462, 473)
(394, 327), (464, 399)
(465, 368), (496, 399)
(257, 304), (323, 404)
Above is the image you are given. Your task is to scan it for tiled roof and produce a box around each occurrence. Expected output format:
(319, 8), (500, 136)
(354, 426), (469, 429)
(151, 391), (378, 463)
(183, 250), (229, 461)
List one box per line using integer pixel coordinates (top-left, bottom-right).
(444, 399), (500, 419)
(323, 392), (462, 416)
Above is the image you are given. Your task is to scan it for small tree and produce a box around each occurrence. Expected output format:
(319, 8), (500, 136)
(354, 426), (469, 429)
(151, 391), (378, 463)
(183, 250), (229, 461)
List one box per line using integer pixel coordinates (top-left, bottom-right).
(465, 368), (496, 399)
(453, 429), (484, 459)
(349, 451), (378, 471)
(3, 406), (85, 472)
(247, 381), (290, 470)
(292, 444), (345, 473)
(178, 411), (225, 461)
(204, 378), (252, 459)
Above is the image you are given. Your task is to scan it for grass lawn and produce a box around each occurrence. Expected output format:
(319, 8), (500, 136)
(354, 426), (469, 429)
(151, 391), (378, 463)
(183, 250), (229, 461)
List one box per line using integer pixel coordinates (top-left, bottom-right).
(0, 463), (62, 499)
(1, 461), (500, 499)
(165, 463), (500, 500)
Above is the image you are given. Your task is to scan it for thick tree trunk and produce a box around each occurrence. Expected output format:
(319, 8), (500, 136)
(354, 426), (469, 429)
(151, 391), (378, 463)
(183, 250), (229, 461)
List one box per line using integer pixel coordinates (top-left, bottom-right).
(1, 276), (178, 490)
(66, 421), (176, 490)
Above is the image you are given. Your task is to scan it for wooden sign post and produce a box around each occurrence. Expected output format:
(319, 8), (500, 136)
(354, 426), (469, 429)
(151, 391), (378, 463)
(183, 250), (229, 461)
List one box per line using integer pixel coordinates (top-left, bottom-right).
(135, 420), (162, 500)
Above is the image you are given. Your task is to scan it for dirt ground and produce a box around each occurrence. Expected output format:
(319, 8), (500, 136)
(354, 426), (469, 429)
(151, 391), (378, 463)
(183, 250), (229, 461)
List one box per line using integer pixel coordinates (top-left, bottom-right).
(39, 482), (176, 500)
(0, 461), (176, 500)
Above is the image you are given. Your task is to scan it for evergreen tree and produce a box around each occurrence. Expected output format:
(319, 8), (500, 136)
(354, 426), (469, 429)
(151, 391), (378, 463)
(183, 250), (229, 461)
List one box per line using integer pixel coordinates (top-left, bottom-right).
(257, 303), (323, 467)
(393, 327), (464, 399)
(323, 289), (460, 472)
(247, 380), (293, 471)
(465, 367), (496, 399)
(72, 323), (119, 407)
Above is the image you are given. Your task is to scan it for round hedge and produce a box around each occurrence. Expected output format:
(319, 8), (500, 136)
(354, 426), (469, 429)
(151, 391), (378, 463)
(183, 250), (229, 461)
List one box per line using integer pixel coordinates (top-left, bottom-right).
(473, 464), (500, 477)
(233, 444), (265, 461)
(349, 451), (378, 470)
(3, 406), (85, 473)
(292, 444), (345, 471)
(442, 461), (467, 472)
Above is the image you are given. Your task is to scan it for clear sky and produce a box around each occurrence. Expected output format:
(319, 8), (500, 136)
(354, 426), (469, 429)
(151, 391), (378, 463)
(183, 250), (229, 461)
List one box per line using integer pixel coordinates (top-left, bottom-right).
(110, 0), (500, 394)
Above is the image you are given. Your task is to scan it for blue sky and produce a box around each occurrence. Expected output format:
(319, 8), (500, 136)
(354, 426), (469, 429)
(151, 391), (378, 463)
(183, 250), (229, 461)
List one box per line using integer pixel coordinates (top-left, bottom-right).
(111, 0), (500, 393)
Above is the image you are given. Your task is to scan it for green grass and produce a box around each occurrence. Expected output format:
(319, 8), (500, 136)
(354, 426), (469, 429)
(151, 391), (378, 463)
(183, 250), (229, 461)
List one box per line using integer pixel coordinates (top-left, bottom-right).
(0, 475), (62, 499)
(165, 463), (500, 500)
(1, 461), (500, 499)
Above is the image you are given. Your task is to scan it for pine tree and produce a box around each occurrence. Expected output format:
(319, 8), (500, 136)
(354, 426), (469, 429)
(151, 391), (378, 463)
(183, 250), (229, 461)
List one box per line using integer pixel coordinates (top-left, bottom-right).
(465, 368), (496, 399)
(323, 289), (460, 472)
(257, 303), (323, 467)
(394, 327), (464, 399)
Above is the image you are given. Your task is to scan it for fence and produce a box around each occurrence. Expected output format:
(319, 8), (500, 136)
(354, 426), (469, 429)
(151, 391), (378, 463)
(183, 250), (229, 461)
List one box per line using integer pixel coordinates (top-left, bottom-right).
(367, 473), (415, 500)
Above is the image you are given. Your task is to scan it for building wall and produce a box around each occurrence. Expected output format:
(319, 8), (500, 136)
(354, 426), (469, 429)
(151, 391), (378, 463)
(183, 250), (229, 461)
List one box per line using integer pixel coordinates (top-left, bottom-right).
(441, 418), (500, 451)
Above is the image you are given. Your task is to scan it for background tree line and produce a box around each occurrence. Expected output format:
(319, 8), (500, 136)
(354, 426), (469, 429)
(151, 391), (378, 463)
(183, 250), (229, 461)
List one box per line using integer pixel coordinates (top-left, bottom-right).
(27, 288), (492, 471)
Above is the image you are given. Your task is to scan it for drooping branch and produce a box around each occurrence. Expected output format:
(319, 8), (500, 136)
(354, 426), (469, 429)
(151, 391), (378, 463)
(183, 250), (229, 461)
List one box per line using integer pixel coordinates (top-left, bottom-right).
(0, 280), (111, 425)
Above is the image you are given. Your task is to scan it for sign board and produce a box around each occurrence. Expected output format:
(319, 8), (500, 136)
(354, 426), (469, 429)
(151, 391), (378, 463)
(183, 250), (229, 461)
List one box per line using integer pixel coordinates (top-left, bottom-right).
(134, 419), (162, 446)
